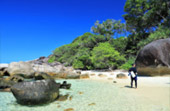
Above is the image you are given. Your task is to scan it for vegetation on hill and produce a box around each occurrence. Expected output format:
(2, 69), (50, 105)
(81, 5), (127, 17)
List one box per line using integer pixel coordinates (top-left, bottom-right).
(48, 0), (170, 70)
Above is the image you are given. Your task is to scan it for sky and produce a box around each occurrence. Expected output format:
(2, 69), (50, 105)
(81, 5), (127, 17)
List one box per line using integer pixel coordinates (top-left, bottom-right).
(0, 0), (127, 63)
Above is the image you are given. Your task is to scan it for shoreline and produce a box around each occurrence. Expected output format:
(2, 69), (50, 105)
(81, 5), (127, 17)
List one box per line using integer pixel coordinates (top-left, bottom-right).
(79, 70), (170, 109)
(0, 73), (169, 111)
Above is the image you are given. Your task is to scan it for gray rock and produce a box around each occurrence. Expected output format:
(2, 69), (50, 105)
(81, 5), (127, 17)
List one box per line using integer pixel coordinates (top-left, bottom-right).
(34, 72), (52, 80)
(136, 38), (170, 76)
(60, 81), (71, 89)
(7, 62), (35, 78)
(116, 73), (127, 79)
(65, 73), (80, 79)
(9, 75), (24, 83)
(0, 78), (15, 89)
(0, 67), (10, 77)
(80, 74), (90, 79)
(32, 64), (64, 75)
(11, 79), (60, 105)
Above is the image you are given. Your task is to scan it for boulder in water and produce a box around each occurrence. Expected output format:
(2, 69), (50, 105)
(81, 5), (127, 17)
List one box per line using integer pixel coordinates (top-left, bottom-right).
(60, 81), (71, 89)
(11, 79), (60, 105)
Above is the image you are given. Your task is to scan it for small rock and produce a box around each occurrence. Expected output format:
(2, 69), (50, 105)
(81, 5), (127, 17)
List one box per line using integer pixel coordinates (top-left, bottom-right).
(80, 74), (90, 79)
(116, 73), (127, 79)
(8, 75), (24, 83)
(57, 94), (69, 101)
(98, 74), (107, 77)
(34, 72), (52, 80)
(60, 81), (71, 89)
(113, 81), (117, 83)
(76, 70), (81, 74)
(90, 74), (95, 76)
(0, 78), (16, 90)
(88, 103), (96, 106)
(69, 95), (73, 101)
(65, 73), (80, 79)
(107, 78), (113, 80)
(78, 92), (83, 95)
(64, 108), (74, 111)
(0, 88), (11, 92)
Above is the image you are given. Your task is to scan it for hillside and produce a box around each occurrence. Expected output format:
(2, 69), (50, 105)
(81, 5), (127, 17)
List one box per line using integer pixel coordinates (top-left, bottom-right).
(48, 0), (170, 70)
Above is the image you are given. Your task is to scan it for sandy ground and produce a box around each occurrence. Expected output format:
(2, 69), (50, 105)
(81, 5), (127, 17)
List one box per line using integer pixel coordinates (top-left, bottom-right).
(81, 70), (170, 109)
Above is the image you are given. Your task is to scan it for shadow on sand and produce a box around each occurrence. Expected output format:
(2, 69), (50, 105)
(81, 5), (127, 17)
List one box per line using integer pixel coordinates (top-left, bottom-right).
(124, 85), (132, 88)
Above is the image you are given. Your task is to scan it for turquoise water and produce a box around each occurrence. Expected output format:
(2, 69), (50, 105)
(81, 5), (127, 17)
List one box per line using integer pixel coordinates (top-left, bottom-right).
(0, 79), (169, 111)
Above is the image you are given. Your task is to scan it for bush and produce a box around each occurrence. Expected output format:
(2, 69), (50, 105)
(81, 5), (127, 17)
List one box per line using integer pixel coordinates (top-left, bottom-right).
(48, 56), (56, 63)
(110, 37), (128, 55)
(137, 26), (170, 49)
(91, 42), (126, 69)
(73, 60), (84, 69)
(119, 57), (135, 70)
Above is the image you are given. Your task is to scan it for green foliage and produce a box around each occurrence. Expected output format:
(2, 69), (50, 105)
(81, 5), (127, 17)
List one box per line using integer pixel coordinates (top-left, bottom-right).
(49, 0), (170, 70)
(52, 33), (112, 69)
(120, 57), (135, 70)
(124, 0), (170, 35)
(123, 0), (170, 55)
(73, 48), (92, 69)
(91, 19), (126, 38)
(73, 60), (84, 69)
(137, 26), (170, 49)
(48, 56), (56, 63)
(109, 37), (128, 55)
(91, 42), (126, 69)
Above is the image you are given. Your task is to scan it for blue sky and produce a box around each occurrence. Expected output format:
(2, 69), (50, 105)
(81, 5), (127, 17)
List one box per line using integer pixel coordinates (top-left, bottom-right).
(0, 0), (126, 63)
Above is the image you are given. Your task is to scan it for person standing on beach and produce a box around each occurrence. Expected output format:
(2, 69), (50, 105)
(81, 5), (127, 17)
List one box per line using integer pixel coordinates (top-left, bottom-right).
(128, 64), (137, 88)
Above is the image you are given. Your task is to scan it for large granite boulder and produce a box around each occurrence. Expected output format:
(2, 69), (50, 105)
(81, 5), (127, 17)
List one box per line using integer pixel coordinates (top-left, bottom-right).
(31, 64), (64, 75)
(136, 38), (170, 76)
(7, 62), (35, 78)
(11, 79), (60, 105)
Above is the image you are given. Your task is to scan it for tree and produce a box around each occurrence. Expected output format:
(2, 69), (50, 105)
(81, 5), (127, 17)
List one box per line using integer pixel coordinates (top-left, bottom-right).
(124, 0), (170, 39)
(91, 42), (125, 69)
(91, 19), (126, 39)
(123, 0), (170, 56)
(109, 37), (128, 55)
(73, 48), (92, 69)
(137, 26), (170, 50)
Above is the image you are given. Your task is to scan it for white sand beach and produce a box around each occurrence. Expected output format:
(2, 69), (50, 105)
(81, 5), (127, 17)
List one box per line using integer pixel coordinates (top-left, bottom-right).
(81, 70), (170, 110)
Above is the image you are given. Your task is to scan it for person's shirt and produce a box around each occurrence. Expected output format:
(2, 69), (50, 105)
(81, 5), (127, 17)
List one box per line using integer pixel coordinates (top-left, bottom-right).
(129, 67), (137, 75)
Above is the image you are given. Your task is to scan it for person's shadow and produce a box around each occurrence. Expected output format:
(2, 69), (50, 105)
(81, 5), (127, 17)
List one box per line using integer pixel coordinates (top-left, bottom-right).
(124, 85), (132, 88)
